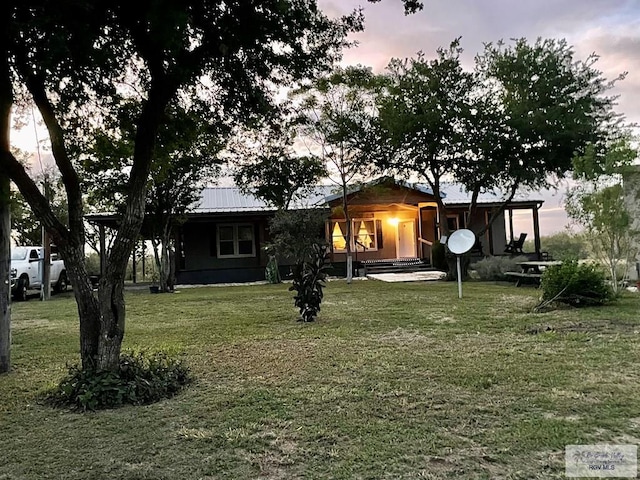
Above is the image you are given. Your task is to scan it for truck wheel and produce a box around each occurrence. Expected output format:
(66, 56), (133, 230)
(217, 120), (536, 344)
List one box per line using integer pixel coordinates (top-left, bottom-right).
(55, 271), (68, 293)
(14, 277), (28, 302)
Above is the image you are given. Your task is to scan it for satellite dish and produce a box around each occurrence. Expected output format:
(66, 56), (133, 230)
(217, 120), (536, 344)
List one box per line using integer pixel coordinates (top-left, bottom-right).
(447, 229), (475, 255)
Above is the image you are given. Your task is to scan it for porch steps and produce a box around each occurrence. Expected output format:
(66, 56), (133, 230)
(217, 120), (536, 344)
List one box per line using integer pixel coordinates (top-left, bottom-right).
(362, 258), (435, 275)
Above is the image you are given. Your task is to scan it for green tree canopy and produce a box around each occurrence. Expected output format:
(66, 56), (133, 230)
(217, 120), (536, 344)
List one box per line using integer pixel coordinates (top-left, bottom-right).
(376, 37), (625, 237)
(1, 0), (366, 371)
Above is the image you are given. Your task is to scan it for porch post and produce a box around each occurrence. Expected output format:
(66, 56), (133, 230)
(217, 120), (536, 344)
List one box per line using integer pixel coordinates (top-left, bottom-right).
(417, 206), (423, 258)
(486, 210), (494, 255)
(532, 204), (541, 260)
(99, 223), (106, 278)
(508, 208), (514, 242)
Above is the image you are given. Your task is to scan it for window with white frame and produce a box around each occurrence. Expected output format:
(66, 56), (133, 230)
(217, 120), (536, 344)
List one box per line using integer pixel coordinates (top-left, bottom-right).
(217, 224), (255, 258)
(330, 219), (378, 252)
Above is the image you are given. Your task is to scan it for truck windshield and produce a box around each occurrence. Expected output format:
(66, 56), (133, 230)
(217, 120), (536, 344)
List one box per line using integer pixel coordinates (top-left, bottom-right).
(11, 248), (28, 261)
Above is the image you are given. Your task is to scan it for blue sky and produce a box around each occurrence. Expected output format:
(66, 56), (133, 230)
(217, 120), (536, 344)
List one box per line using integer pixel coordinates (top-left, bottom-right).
(318, 0), (640, 235)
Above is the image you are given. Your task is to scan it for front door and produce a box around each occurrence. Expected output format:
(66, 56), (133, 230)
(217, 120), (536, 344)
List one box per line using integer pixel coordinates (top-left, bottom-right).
(397, 220), (416, 258)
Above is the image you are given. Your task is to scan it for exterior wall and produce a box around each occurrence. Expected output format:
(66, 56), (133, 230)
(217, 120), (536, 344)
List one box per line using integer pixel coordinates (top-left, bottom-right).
(328, 204), (512, 262)
(420, 208), (438, 259)
(624, 166), (640, 280)
(177, 216), (269, 284)
(489, 210), (507, 255)
(328, 205), (419, 261)
(439, 207), (506, 256)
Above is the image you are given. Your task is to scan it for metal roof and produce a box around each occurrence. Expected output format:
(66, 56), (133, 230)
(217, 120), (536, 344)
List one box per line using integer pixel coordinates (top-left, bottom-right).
(193, 180), (542, 213)
(438, 183), (544, 205)
(86, 179), (544, 222)
(192, 185), (335, 213)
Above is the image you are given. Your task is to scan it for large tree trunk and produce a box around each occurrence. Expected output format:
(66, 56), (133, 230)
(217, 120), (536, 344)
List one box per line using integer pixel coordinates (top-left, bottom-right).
(0, 172), (10, 374)
(2, 46), (172, 371)
(0, 15), (12, 374)
(57, 242), (101, 368)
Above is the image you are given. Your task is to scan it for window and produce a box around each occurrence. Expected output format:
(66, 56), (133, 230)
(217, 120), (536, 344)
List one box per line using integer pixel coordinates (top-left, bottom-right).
(331, 221), (347, 252)
(353, 219), (376, 252)
(217, 224), (256, 258)
(330, 219), (378, 252)
(446, 215), (459, 231)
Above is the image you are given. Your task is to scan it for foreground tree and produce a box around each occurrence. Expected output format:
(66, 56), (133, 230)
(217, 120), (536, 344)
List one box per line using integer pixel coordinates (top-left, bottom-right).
(10, 167), (68, 246)
(1, 1), (365, 371)
(0, 8), (12, 373)
(85, 101), (224, 293)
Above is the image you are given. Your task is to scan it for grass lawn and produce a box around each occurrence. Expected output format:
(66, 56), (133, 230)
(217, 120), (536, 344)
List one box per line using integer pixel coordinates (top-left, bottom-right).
(1, 280), (639, 479)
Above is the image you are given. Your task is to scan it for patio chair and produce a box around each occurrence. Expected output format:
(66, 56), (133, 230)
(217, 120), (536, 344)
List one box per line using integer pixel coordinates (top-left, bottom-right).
(504, 232), (527, 254)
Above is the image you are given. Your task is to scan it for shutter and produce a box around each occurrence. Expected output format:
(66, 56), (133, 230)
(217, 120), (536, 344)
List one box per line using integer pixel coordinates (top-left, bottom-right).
(376, 220), (383, 249)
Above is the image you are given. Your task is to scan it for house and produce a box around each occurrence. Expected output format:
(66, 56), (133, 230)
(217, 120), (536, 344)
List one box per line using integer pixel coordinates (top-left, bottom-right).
(87, 178), (545, 284)
(623, 165), (640, 281)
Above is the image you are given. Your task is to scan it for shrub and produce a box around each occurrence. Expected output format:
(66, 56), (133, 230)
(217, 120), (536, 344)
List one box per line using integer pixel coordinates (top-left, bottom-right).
(470, 255), (529, 281)
(431, 240), (448, 271)
(289, 243), (330, 322)
(47, 351), (192, 411)
(539, 260), (614, 308)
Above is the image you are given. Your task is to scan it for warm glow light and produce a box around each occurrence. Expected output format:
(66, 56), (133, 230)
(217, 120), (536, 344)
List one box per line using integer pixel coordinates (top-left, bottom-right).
(357, 221), (373, 249)
(388, 217), (399, 226)
(332, 222), (346, 250)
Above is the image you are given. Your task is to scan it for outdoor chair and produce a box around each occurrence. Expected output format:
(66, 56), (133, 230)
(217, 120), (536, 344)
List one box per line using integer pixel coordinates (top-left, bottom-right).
(504, 232), (527, 254)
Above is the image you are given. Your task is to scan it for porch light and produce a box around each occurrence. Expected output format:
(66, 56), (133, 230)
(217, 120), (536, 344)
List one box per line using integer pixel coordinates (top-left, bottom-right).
(388, 217), (399, 226)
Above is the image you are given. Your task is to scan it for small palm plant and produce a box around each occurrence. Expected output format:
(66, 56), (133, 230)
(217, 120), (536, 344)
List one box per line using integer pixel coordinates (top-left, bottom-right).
(289, 244), (330, 322)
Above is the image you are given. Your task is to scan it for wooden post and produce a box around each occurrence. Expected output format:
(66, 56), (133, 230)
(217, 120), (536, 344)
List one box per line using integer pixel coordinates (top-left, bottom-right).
(533, 204), (541, 260)
(41, 227), (51, 301)
(99, 223), (106, 278)
(486, 210), (494, 256)
(508, 208), (514, 243)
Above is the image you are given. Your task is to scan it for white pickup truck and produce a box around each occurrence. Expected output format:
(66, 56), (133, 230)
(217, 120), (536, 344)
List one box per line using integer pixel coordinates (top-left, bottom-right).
(10, 246), (68, 301)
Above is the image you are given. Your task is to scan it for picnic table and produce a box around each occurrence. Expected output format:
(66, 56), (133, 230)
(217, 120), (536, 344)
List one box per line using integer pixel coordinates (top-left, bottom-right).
(505, 260), (562, 287)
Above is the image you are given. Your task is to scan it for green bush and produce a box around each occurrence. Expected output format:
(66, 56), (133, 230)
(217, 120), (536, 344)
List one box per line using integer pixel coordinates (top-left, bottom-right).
(47, 351), (192, 411)
(540, 260), (614, 307)
(431, 240), (447, 271)
(470, 255), (529, 281)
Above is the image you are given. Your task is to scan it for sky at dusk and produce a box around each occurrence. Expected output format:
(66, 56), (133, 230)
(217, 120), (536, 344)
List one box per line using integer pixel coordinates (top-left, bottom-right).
(11, 1), (640, 237)
(318, 0), (640, 236)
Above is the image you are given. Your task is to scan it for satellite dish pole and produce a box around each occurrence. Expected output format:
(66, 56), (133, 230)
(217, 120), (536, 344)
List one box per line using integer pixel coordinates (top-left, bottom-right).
(444, 229), (475, 299)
